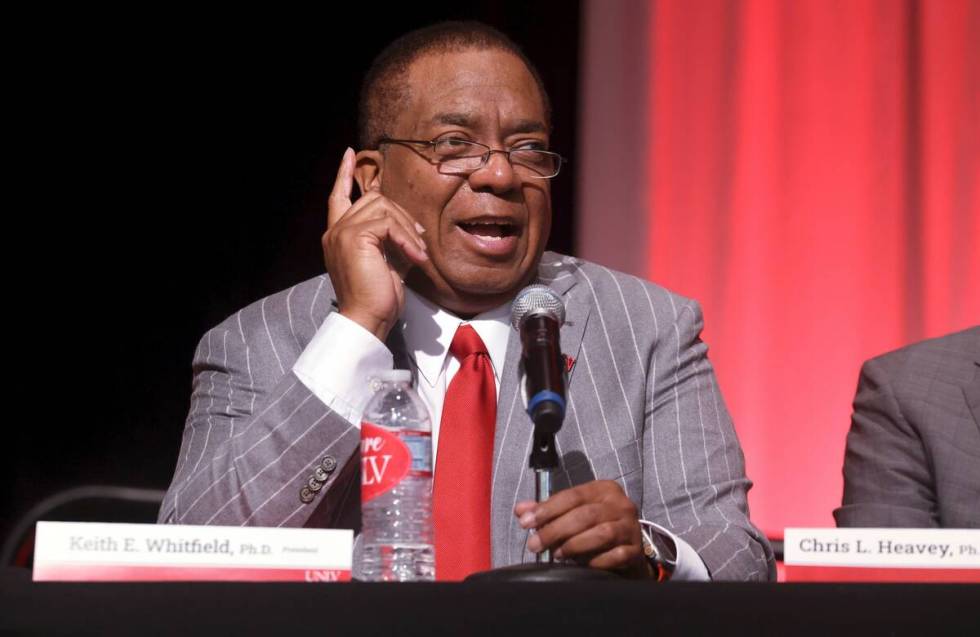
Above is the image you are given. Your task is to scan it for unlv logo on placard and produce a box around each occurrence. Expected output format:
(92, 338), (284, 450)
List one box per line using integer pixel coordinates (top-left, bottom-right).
(360, 422), (412, 502)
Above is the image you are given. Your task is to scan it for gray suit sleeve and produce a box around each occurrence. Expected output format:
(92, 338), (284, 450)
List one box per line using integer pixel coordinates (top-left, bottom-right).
(645, 300), (775, 581)
(158, 318), (360, 528)
(834, 356), (938, 527)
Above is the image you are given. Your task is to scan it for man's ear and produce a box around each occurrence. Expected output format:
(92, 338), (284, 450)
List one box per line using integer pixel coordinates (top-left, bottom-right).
(354, 150), (384, 195)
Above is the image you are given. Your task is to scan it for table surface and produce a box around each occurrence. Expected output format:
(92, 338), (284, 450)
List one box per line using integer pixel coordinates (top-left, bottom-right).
(1, 567), (978, 636)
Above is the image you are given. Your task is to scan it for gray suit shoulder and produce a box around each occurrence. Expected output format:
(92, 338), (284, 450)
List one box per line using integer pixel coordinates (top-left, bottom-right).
(540, 251), (703, 336)
(214, 274), (334, 330)
(543, 251), (698, 305)
(863, 326), (980, 389)
(194, 274), (335, 389)
(543, 250), (693, 298)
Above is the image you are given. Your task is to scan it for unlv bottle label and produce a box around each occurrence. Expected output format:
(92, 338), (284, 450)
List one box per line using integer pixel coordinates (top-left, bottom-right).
(360, 422), (415, 503)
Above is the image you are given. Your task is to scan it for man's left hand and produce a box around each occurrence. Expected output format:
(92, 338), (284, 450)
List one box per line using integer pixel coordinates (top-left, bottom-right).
(515, 480), (652, 578)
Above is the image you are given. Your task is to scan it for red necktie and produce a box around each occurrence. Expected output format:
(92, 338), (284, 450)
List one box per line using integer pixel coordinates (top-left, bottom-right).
(433, 324), (496, 580)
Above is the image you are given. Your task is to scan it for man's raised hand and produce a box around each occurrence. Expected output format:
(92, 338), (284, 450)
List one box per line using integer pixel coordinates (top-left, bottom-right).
(322, 148), (428, 341)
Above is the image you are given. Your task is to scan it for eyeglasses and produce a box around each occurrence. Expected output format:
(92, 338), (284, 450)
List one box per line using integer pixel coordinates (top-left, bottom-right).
(378, 137), (566, 179)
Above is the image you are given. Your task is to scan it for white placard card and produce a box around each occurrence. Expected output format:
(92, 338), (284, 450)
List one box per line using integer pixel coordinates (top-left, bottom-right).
(784, 527), (980, 582)
(33, 521), (353, 582)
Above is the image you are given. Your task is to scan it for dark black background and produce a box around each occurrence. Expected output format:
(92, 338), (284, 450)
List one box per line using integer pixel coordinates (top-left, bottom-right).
(5, 4), (580, 546)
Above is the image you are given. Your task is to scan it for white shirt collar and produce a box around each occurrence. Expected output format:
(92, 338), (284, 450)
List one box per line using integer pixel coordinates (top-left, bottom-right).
(401, 288), (512, 387)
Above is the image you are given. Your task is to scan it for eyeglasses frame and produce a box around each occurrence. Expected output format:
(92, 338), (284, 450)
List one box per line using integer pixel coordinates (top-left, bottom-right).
(376, 137), (567, 179)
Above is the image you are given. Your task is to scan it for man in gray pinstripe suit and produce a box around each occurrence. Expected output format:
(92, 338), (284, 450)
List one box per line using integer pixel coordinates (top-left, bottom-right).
(159, 22), (774, 581)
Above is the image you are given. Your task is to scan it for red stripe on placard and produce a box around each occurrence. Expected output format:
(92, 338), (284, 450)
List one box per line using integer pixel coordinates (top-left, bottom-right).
(785, 565), (980, 583)
(33, 563), (351, 582)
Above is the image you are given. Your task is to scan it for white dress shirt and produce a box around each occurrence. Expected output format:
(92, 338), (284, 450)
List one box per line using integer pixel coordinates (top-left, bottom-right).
(293, 288), (709, 580)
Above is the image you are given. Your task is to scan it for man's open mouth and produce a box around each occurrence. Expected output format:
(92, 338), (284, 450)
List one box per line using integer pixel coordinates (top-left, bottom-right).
(457, 219), (519, 241)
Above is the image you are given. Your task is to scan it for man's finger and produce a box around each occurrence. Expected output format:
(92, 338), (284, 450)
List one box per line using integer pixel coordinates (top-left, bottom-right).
(373, 195), (427, 254)
(525, 501), (604, 553)
(340, 216), (429, 265)
(515, 501), (536, 516)
(517, 483), (592, 530)
(551, 520), (628, 560)
(337, 194), (427, 254)
(331, 198), (427, 256)
(583, 544), (645, 572)
(327, 147), (356, 227)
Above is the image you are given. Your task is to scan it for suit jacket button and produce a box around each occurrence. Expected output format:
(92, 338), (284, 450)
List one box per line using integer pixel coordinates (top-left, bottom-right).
(308, 476), (324, 492)
(321, 456), (337, 472)
(314, 466), (329, 482)
(300, 486), (315, 503)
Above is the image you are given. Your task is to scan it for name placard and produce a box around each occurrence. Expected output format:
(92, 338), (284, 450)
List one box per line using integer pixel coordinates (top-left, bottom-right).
(33, 521), (353, 582)
(784, 527), (980, 583)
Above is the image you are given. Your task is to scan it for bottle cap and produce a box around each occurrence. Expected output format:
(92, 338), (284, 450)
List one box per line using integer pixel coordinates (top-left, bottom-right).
(374, 369), (412, 383)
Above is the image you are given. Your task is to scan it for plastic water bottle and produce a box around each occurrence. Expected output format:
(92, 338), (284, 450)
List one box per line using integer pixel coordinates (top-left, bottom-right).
(359, 369), (435, 581)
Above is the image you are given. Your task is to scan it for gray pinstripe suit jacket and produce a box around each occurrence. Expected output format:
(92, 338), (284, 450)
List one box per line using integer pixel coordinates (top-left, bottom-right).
(835, 326), (980, 528)
(159, 252), (774, 580)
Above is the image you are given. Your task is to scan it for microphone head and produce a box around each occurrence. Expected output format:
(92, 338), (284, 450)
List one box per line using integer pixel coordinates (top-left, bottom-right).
(511, 284), (566, 330)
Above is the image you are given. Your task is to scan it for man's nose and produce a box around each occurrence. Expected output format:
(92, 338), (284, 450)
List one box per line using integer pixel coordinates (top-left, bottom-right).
(467, 150), (520, 193)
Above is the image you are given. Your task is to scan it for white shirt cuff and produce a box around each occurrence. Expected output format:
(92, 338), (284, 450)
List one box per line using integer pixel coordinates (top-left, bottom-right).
(641, 520), (711, 581)
(292, 312), (393, 425)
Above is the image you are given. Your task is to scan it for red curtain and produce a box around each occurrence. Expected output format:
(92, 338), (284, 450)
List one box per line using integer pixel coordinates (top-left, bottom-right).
(580, 0), (979, 536)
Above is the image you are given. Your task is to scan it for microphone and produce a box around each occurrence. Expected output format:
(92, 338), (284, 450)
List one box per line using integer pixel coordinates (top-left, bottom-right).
(511, 285), (566, 435)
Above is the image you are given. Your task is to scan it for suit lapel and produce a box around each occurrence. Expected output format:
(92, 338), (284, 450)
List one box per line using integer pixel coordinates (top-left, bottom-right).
(489, 254), (592, 566)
